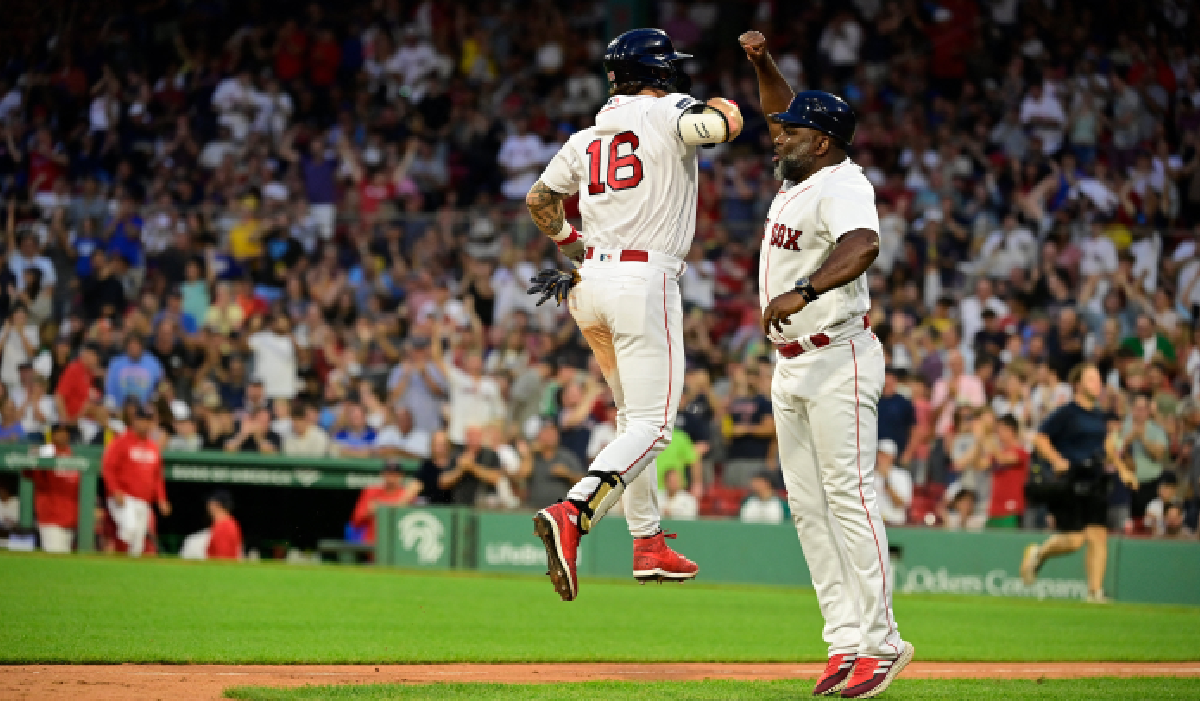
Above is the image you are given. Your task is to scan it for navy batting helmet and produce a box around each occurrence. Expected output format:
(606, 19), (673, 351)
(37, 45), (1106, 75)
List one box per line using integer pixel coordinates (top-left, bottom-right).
(604, 28), (692, 94)
(769, 91), (856, 147)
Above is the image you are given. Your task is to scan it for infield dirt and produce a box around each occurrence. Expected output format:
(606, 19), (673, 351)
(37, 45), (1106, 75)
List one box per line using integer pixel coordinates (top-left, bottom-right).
(4, 662), (1200, 700)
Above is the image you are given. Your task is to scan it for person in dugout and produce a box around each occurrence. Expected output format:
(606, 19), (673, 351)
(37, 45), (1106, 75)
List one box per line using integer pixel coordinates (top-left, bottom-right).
(350, 462), (418, 544)
(25, 423), (81, 553)
(101, 404), (170, 556)
(206, 490), (244, 560)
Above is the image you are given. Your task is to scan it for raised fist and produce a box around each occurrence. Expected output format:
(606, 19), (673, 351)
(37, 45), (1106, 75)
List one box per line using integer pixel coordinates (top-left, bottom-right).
(739, 31), (767, 63)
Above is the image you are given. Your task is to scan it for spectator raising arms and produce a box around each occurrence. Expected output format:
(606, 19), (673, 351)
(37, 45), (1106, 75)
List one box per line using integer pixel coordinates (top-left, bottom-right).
(429, 317), (505, 447)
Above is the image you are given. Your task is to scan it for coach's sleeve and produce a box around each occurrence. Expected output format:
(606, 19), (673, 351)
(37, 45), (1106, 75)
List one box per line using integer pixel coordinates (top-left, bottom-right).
(819, 183), (880, 240)
(539, 141), (582, 195)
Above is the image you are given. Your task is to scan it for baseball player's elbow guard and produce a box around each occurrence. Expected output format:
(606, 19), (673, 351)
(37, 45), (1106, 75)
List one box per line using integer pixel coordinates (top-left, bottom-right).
(678, 104), (737, 146)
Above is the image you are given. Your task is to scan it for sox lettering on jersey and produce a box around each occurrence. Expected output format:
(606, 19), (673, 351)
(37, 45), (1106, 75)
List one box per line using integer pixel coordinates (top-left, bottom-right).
(766, 219), (804, 251)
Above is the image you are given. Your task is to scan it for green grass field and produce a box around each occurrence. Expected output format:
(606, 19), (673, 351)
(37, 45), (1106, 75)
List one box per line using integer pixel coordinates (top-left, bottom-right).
(3, 553), (1199, 664)
(225, 679), (1200, 700)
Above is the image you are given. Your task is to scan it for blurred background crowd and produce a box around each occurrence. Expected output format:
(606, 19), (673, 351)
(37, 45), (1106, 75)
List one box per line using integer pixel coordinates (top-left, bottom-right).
(0, 0), (1199, 554)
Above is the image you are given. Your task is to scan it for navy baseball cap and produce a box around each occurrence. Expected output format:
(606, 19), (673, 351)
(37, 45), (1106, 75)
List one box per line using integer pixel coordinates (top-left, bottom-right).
(770, 91), (857, 147)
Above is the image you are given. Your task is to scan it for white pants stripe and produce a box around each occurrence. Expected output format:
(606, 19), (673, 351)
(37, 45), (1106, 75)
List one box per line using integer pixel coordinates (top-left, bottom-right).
(772, 331), (903, 658)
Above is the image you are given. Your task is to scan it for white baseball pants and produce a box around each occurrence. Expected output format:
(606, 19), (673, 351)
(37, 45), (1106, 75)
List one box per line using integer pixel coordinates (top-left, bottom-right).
(772, 330), (905, 658)
(566, 251), (686, 537)
(38, 525), (74, 553)
(108, 496), (151, 557)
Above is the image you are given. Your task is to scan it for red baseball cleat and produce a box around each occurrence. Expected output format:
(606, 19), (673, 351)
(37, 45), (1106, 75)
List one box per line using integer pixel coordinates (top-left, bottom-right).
(813, 653), (857, 696)
(840, 642), (915, 698)
(533, 502), (581, 601)
(633, 531), (698, 583)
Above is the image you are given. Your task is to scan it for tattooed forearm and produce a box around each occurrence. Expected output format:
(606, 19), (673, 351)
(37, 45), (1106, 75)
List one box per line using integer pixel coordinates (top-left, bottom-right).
(526, 179), (567, 237)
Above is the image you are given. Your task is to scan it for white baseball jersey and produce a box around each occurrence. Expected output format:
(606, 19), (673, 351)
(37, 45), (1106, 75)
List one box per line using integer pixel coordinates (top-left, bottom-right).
(764, 159), (904, 658)
(759, 159), (880, 343)
(540, 93), (700, 259)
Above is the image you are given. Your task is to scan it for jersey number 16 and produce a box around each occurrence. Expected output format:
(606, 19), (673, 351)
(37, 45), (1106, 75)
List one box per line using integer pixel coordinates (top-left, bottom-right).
(585, 131), (644, 195)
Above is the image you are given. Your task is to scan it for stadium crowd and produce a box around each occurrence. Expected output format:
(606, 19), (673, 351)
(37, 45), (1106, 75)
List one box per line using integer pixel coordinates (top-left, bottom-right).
(1, 0), (1200, 553)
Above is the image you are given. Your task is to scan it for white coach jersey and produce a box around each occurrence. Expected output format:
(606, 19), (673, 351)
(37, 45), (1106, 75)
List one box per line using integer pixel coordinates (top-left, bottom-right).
(760, 159), (880, 343)
(540, 93), (700, 259)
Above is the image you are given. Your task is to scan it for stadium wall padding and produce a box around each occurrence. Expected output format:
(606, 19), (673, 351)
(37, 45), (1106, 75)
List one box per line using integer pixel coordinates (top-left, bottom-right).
(378, 507), (1200, 606)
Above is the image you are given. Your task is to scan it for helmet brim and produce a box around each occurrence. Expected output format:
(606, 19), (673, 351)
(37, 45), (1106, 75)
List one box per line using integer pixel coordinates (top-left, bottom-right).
(768, 111), (809, 126)
(768, 112), (850, 146)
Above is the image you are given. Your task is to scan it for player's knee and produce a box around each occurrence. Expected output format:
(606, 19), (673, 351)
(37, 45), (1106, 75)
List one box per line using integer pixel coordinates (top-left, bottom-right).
(821, 477), (860, 503)
(625, 419), (672, 456)
(656, 423), (673, 448)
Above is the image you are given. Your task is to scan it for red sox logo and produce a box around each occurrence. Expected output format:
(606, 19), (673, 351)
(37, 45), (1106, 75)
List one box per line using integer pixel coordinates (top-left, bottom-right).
(767, 220), (804, 251)
(129, 447), (159, 464)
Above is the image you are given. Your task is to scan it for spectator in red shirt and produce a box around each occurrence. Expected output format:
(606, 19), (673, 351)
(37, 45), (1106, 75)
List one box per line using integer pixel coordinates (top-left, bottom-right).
(206, 490), (243, 560)
(309, 28), (341, 88)
(235, 278), (269, 320)
(985, 414), (1030, 528)
(55, 344), (101, 422)
(24, 127), (68, 199)
(925, 0), (977, 95)
(273, 20), (307, 82)
(101, 404), (170, 556)
(350, 463), (418, 544)
(26, 423), (80, 553)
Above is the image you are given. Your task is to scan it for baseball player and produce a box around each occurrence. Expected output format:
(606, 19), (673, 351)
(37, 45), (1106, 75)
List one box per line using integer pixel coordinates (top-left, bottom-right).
(525, 28), (743, 602)
(741, 31), (914, 698)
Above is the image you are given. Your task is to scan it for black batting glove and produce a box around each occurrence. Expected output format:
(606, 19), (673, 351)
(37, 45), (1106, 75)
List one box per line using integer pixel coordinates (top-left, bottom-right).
(527, 268), (580, 307)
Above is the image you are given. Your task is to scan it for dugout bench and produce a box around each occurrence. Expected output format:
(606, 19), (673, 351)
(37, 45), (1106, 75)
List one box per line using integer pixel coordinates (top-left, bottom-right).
(2, 445), (418, 554)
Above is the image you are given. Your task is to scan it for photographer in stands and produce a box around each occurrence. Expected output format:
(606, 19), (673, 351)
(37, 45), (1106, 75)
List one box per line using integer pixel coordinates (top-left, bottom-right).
(1020, 364), (1137, 603)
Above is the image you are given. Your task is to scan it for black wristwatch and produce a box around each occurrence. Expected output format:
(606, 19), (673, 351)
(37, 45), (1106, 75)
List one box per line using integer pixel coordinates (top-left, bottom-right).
(795, 277), (820, 303)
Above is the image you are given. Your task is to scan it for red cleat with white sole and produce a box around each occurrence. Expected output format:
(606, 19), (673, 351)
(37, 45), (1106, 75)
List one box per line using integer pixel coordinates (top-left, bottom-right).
(813, 653), (857, 696)
(533, 502), (581, 601)
(840, 642), (915, 698)
(632, 531), (698, 583)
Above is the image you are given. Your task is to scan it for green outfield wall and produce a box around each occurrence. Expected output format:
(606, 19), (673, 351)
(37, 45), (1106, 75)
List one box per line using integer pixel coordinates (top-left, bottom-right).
(5, 442), (1194, 606)
(378, 507), (1200, 607)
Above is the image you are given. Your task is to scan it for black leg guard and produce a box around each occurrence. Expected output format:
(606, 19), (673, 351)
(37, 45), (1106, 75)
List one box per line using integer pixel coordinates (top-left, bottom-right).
(570, 470), (627, 534)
